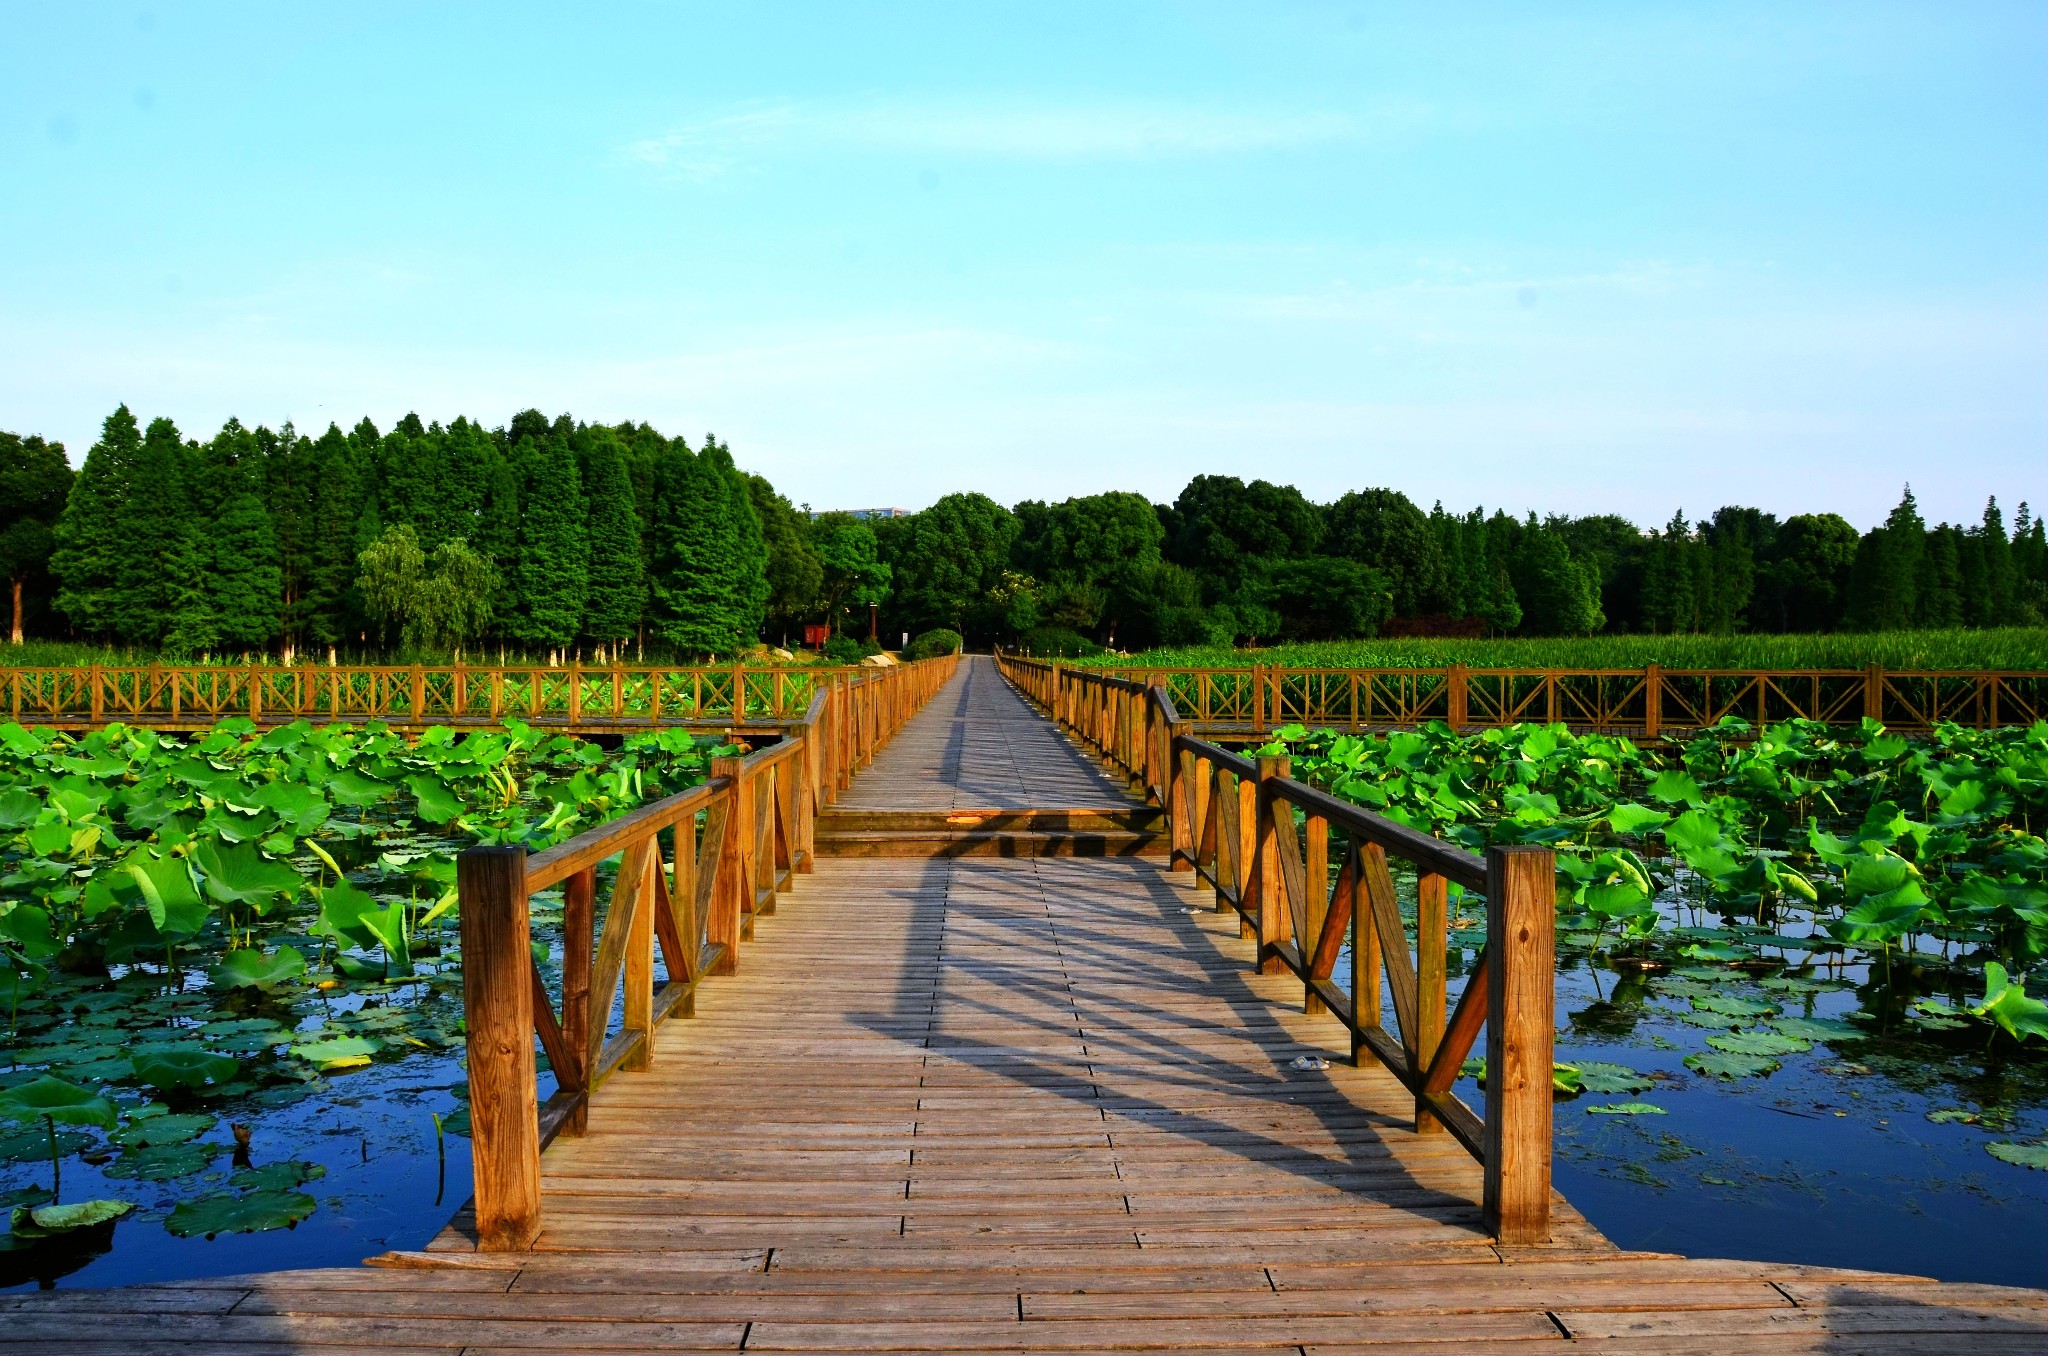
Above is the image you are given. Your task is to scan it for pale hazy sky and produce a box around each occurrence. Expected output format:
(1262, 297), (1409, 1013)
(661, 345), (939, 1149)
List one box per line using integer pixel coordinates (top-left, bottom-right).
(2, 3), (2043, 528)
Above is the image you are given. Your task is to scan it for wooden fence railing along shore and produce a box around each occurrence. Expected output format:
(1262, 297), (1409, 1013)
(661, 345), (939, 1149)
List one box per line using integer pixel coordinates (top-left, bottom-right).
(995, 652), (1559, 1245)
(455, 653), (957, 1250)
(0, 660), (871, 733)
(1006, 656), (2046, 735)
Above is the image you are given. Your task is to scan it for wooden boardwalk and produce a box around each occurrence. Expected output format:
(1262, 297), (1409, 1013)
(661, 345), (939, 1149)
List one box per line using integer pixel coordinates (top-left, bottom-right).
(5, 659), (2044, 1352)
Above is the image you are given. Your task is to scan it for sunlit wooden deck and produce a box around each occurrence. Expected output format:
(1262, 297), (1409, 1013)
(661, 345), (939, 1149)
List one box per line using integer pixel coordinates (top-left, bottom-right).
(4, 659), (2043, 1352)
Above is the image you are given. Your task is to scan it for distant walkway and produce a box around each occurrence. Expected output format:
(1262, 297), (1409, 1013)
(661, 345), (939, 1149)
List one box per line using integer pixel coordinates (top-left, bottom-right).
(837, 655), (1135, 811)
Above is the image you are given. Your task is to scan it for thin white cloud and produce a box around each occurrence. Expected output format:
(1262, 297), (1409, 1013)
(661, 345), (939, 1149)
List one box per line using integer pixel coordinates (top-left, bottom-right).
(621, 101), (1384, 177)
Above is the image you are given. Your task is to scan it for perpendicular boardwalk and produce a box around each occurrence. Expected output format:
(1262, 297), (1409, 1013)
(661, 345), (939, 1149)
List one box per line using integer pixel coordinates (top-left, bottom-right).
(4, 658), (2043, 1352)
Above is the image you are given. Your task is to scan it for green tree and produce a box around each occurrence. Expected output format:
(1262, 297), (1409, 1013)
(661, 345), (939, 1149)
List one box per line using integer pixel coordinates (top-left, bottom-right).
(810, 514), (891, 637)
(194, 420), (283, 652)
(881, 493), (1018, 640)
(1756, 513), (1859, 631)
(746, 474), (823, 642)
(1322, 489), (1448, 618)
(1515, 520), (1603, 635)
(0, 431), (74, 644)
(507, 434), (589, 655)
(1014, 491), (1164, 646)
(51, 405), (142, 639)
(1845, 487), (1924, 630)
(357, 524), (500, 655)
(578, 427), (644, 657)
(1917, 524), (1964, 629)
(645, 436), (768, 658)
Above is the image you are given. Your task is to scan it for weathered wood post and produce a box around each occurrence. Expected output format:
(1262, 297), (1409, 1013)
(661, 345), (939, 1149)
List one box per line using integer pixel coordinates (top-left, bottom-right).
(622, 847), (654, 1072)
(458, 846), (541, 1251)
(708, 757), (745, 974)
(1483, 844), (1555, 1245)
(1351, 845), (1380, 1067)
(1447, 662), (1468, 730)
(560, 868), (595, 1135)
(1165, 694), (1194, 874)
(1643, 663), (1662, 739)
(1303, 813), (1329, 1015)
(1253, 754), (1289, 975)
(1414, 872), (1448, 1135)
(1864, 663), (1883, 723)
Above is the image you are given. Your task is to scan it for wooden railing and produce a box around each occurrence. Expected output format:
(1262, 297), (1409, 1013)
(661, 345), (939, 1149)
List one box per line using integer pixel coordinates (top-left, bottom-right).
(0, 661), (882, 731)
(456, 654), (957, 1250)
(996, 652), (1557, 1244)
(997, 654), (2045, 735)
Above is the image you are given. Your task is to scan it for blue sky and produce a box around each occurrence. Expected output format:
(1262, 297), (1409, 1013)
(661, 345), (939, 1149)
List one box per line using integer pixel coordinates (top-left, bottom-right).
(2, 2), (2042, 528)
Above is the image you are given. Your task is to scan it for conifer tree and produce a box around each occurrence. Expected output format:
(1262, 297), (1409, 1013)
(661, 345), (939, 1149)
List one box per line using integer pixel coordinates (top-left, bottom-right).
(509, 433), (589, 654)
(1917, 525), (1963, 628)
(646, 436), (767, 657)
(195, 420), (283, 652)
(577, 426), (644, 654)
(300, 424), (371, 651)
(0, 430), (73, 644)
(1979, 497), (2015, 625)
(1845, 487), (1924, 630)
(51, 405), (143, 638)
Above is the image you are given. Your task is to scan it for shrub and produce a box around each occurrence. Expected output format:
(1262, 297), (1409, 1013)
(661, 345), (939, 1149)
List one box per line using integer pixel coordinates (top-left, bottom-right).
(822, 634), (867, 665)
(905, 628), (963, 661)
(1016, 626), (1103, 658)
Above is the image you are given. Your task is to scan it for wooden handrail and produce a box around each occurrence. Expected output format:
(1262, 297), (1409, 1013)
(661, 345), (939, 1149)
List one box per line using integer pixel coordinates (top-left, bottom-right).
(994, 650), (1557, 1245)
(456, 653), (958, 1250)
(0, 660), (896, 731)
(992, 651), (2044, 735)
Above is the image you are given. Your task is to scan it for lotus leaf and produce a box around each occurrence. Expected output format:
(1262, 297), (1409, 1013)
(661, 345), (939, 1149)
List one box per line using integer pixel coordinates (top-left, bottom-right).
(1685, 1050), (1780, 1079)
(1586, 1102), (1666, 1115)
(130, 1050), (239, 1092)
(17, 1199), (134, 1233)
(231, 1160), (326, 1192)
(1986, 1141), (2048, 1170)
(1768, 1016), (1862, 1041)
(101, 1141), (219, 1180)
(164, 1188), (317, 1238)
(1649, 770), (1704, 807)
(290, 1035), (379, 1068)
(406, 775), (464, 825)
(325, 769), (394, 807)
(1607, 803), (1671, 836)
(1573, 1061), (1655, 1095)
(211, 946), (308, 990)
(111, 1113), (215, 1148)
(1691, 996), (1778, 1018)
(0, 1076), (118, 1129)
(190, 837), (302, 913)
(1969, 962), (2048, 1044)
(1706, 1031), (1811, 1057)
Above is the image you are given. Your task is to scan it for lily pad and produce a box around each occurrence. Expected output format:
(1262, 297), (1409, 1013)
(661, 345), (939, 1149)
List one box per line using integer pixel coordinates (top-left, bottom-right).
(131, 1050), (239, 1093)
(290, 1035), (379, 1070)
(1685, 1050), (1781, 1079)
(211, 946), (307, 990)
(0, 1075), (118, 1129)
(164, 1188), (317, 1238)
(1573, 1061), (1656, 1095)
(112, 1113), (216, 1149)
(231, 1160), (326, 1192)
(1692, 996), (1780, 1019)
(1706, 1031), (1812, 1057)
(1986, 1141), (2048, 1171)
(1768, 1016), (1863, 1041)
(1586, 1102), (1666, 1115)
(101, 1141), (219, 1181)
(16, 1199), (134, 1233)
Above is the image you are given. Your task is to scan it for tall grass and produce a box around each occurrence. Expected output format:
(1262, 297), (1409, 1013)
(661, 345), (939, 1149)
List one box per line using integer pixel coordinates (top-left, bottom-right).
(0, 640), (843, 669)
(1075, 628), (2048, 672)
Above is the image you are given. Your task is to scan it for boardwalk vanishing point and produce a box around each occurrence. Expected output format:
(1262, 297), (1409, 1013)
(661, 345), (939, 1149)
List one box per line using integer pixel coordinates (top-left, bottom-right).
(3, 657), (2043, 1353)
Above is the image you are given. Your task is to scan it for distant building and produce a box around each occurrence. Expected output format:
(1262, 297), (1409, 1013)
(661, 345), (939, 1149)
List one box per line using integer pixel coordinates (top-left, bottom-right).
(810, 507), (909, 521)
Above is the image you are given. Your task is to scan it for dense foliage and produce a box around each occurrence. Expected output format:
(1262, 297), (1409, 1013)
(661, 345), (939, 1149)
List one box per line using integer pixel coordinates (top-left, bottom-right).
(7, 408), (2044, 659)
(0, 716), (723, 1257)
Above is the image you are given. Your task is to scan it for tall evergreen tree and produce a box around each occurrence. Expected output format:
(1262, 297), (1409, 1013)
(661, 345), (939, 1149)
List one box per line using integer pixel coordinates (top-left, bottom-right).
(195, 419), (283, 652)
(1978, 497), (2015, 626)
(508, 433), (589, 654)
(577, 427), (644, 654)
(745, 473), (823, 642)
(0, 431), (74, 644)
(646, 436), (767, 657)
(1845, 487), (1924, 630)
(50, 405), (143, 639)
(1917, 525), (1963, 629)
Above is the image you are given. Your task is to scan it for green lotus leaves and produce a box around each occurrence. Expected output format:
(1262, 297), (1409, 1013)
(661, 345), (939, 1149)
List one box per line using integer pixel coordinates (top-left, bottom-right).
(1573, 1061), (1656, 1095)
(111, 1113), (215, 1148)
(406, 775), (464, 825)
(1691, 996), (1779, 1019)
(9, 1199), (133, 1236)
(231, 1160), (326, 1192)
(1768, 1016), (1863, 1041)
(101, 1141), (219, 1180)
(211, 946), (308, 990)
(1586, 1102), (1666, 1115)
(1987, 1141), (2048, 1170)
(0, 1076), (118, 1129)
(1706, 1031), (1812, 1057)
(130, 1050), (240, 1092)
(164, 1188), (317, 1238)
(290, 1035), (379, 1070)
(191, 838), (302, 911)
(1685, 1050), (1781, 1079)
(1970, 962), (2048, 1044)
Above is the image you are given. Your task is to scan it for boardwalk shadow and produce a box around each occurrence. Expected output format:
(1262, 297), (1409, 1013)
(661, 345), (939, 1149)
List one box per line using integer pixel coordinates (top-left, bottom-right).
(843, 853), (1479, 1232)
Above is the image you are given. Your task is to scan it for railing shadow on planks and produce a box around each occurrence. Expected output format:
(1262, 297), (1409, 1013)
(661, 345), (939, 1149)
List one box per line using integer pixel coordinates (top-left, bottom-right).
(996, 653), (1557, 1245)
(996, 653), (2045, 736)
(455, 654), (958, 1250)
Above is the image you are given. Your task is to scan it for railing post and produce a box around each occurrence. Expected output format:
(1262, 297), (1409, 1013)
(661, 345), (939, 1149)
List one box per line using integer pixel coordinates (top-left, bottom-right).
(1864, 663), (1883, 722)
(458, 846), (541, 1251)
(1643, 663), (1662, 739)
(709, 757), (746, 973)
(561, 867), (594, 1135)
(1253, 754), (1289, 975)
(1414, 872), (1447, 1134)
(568, 663), (583, 728)
(623, 845), (654, 1071)
(410, 663), (426, 724)
(1483, 844), (1555, 1246)
(1447, 663), (1468, 730)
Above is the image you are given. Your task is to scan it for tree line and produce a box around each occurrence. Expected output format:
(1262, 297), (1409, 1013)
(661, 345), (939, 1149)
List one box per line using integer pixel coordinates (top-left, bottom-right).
(0, 405), (2042, 660)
